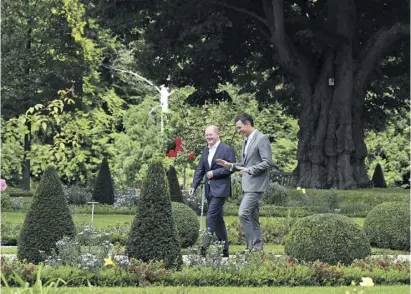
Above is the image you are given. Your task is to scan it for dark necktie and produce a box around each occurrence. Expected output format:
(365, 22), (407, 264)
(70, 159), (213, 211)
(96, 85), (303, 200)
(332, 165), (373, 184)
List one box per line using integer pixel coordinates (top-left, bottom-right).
(242, 137), (248, 159)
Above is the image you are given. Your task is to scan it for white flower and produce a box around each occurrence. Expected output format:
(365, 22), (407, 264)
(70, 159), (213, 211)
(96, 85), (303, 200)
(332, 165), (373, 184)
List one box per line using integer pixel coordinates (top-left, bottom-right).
(296, 187), (301, 190)
(359, 277), (374, 287)
(302, 188), (306, 194)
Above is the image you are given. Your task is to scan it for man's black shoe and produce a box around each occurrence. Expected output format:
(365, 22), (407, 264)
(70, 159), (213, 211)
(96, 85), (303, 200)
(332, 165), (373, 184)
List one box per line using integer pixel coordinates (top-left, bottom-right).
(222, 249), (229, 258)
(200, 247), (207, 257)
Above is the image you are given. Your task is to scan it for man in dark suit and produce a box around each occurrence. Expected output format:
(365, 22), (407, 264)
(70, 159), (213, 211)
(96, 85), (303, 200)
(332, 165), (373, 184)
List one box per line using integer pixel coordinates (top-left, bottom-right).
(189, 125), (236, 257)
(217, 114), (273, 253)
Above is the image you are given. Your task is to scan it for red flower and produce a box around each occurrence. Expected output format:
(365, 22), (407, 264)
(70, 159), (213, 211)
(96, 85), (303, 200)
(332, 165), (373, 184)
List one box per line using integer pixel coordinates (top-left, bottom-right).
(175, 145), (184, 152)
(175, 137), (182, 146)
(188, 152), (195, 160)
(167, 150), (177, 157)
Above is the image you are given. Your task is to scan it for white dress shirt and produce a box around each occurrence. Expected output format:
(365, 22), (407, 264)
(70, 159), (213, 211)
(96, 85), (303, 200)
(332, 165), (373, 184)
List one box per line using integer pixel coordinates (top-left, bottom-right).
(208, 140), (221, 167)
(243, 129), (257, 157)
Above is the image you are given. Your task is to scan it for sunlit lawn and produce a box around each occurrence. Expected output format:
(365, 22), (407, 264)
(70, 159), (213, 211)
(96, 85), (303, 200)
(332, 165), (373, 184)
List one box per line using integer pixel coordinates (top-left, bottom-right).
(2, 212), (365, 229)
(1, 286), (410, 294)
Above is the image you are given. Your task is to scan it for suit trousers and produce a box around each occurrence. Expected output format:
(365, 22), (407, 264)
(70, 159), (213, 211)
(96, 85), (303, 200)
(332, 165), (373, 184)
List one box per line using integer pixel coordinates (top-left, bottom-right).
(239, 191), (263, 251)
(204, 195), (228, 249)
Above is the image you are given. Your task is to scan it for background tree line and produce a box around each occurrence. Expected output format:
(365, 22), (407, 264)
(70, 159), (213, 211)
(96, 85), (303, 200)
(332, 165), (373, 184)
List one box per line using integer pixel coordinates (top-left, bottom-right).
(1, 0), (409, 190)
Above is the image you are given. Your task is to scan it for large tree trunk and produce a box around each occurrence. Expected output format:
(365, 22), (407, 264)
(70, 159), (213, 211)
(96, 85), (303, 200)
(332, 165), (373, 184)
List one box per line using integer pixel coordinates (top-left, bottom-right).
(292, 0), (371, 189)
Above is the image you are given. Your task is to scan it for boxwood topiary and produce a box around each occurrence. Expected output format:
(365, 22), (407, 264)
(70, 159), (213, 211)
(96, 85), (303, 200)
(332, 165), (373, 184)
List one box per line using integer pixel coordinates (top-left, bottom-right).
(17, 166), (76, 263)
(126, 159), (182, 269)
(364, 201), (410, 251)
(172, 202), (199, 248)
(92, 157), (115, 205)
(167, 166), (184, 203)
(284, 213), (371, 265)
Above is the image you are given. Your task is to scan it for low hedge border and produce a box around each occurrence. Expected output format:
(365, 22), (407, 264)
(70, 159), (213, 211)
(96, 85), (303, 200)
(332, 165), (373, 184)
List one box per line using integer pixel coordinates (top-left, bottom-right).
(2, 261), (409, 287)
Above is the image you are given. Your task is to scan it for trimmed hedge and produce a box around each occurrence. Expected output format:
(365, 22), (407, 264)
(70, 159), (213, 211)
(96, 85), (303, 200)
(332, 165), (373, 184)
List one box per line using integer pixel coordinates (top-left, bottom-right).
(284, 214), (371, 265)
(172, 202), (199, 248)
(92, 157), (115, 205)
(5, 187), (34, 197)
(17, 166), (76, 263)
(372, 163), (387, 188)
(126, 160), (182, 269)
(364, 201), (410, 251)
(167, 166), (184, 203)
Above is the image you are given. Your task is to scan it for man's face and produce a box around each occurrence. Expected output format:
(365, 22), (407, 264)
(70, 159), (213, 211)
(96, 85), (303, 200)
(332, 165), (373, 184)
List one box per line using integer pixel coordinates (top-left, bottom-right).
(235, 120), (252, 136)
(204, 127), (219, 146)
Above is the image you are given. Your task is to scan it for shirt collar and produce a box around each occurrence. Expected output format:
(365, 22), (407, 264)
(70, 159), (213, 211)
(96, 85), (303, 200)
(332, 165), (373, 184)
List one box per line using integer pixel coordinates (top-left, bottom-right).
(208, 140), (221, 149)
(246, 129), (257, 142)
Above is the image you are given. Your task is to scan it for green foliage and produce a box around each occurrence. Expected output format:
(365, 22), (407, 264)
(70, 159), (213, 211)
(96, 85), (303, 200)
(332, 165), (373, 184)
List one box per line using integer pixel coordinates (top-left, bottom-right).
(126, 160), (182, 269)
(167, 166), (184, 203)
(4, 187), (34, 198)
(365, 112), (410, 186)
(284, 214), (371, 265)
(17, 166), (76, 263)
(1, 193), (12, 209)
(171, 202), (200, 248)
(372, 163), (387, 188)
(364, 202), (410, 251)
(92, 158), (115, 205)
(262, 183), (289, 206)
(64, 185), (92, 205)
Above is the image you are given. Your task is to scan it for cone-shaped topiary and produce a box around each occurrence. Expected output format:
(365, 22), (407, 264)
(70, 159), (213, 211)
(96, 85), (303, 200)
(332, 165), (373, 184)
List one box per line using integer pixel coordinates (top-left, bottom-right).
(172, 202), (199, 248)
(17, 166), (75, 263)
(371, 163), (387, 188)
(284, 214), (371, 265)
(126, 159), (182, 269)
(167, 166), (184, 203)
(364, 202), (410, 251)
(92, 157), (115, 204)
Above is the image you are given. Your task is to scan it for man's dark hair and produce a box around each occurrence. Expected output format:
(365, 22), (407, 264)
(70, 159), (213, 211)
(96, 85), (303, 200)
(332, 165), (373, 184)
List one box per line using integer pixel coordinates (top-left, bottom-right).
(235, 113), (254, 127)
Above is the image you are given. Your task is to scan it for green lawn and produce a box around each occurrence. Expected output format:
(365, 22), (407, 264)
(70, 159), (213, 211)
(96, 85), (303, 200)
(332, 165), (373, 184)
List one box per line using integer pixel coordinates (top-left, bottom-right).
(2, 212), (365, 229)
(1, 286), (409, 294)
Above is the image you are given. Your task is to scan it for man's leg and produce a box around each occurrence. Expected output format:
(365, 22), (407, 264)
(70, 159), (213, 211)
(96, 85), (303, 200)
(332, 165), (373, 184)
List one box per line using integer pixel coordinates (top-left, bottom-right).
(251, 200), (263, 250)
(239, 192), (262, 250)
(203, 197), (225, 250)
(213, 198), (229, 250)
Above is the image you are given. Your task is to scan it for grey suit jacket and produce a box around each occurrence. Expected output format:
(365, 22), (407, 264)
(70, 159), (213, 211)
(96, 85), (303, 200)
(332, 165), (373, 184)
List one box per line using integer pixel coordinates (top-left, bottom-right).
(234, 130), (273, 192)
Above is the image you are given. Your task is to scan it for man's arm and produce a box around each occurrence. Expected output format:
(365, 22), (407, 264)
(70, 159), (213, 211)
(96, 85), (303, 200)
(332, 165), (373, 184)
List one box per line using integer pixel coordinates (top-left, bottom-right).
(212, 146), (236, 177)
(191, 153), (206, 190)
(247, 136), (273, 175)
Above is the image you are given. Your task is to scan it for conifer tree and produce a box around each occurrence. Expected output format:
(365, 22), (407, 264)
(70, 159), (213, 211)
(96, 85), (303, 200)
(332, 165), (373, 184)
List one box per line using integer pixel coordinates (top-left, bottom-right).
(18, 166), (75, 263)
(126, 159), (182, 269)
(167, 166), (184, 203)
(92, 157), (115, 204)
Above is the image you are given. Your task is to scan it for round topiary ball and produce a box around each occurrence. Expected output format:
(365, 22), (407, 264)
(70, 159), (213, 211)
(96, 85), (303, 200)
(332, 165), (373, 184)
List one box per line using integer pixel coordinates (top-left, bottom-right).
(172, 202), (199, 248)
(284, 213), (371, 265)
(364, 201), (410, 251)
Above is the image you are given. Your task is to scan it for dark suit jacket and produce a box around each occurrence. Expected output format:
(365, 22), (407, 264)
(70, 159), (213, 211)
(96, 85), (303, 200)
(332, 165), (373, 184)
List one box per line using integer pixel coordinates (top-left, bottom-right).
(191, 142), (236, 198)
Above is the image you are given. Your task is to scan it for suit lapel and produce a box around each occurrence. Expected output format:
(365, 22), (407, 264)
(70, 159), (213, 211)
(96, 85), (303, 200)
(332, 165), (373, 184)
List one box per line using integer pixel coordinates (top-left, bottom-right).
(203, 146), (210, 169)
(210, 143), (223, 169)
(244, 130), (259, 163)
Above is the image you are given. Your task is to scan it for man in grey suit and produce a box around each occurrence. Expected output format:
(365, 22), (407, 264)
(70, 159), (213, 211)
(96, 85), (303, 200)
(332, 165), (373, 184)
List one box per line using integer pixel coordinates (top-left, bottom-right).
(216, 114), (273, 252)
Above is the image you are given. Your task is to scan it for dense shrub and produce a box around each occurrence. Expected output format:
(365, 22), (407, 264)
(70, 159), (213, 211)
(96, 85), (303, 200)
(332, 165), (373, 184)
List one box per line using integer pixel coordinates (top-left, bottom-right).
(284, 214), (371, 265)
(126, 160), (182, 269)
(92, 157), (115, 205)
(64, 185), (92, 205)
(364, 201), (410, 251)
(17, 166), (76, 263)
(262, 182), (289, 206)
(5, 187), (33, 197)
(182, 189), (208, 216)
(167, 166), (184, 203)
(1, 193), (12, 209)
(172, 202), (199, 248)
(372, 163), (387, 188)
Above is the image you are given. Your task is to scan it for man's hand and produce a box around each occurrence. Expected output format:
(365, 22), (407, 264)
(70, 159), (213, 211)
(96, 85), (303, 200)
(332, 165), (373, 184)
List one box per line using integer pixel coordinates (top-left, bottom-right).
(216, 158), (231, 168)
(188, 188), (195, 195)
(238, 167), (249, 174)
(206, 171), (214, 179)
